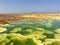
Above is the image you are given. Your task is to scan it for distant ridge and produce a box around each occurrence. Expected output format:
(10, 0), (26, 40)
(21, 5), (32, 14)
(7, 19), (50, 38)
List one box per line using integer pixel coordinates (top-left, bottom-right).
(22, 11), (60, 14)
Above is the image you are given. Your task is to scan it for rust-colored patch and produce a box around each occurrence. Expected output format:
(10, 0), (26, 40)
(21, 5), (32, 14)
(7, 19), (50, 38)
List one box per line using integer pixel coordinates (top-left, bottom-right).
(0, 20), (8, 24)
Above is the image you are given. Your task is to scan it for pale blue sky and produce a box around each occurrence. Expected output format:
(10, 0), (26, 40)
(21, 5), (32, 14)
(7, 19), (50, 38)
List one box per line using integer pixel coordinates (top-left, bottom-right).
(0, 0), (60, 14)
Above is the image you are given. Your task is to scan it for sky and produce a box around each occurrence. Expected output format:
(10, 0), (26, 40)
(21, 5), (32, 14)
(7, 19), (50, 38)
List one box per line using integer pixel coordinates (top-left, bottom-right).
(0, 0), (60, 14)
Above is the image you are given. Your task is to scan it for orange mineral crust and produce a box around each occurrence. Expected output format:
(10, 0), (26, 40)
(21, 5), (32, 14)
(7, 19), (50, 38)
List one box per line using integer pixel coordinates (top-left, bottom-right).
(0, 14), (60, 23)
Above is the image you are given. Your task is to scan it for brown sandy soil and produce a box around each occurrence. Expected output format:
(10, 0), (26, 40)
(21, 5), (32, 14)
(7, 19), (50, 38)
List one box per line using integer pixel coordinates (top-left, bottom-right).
(0, 14), (60, 24)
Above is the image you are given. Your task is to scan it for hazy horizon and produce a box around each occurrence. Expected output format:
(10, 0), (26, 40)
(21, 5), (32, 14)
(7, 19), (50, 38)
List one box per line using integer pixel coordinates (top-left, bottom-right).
(0, 0), (60, 14)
